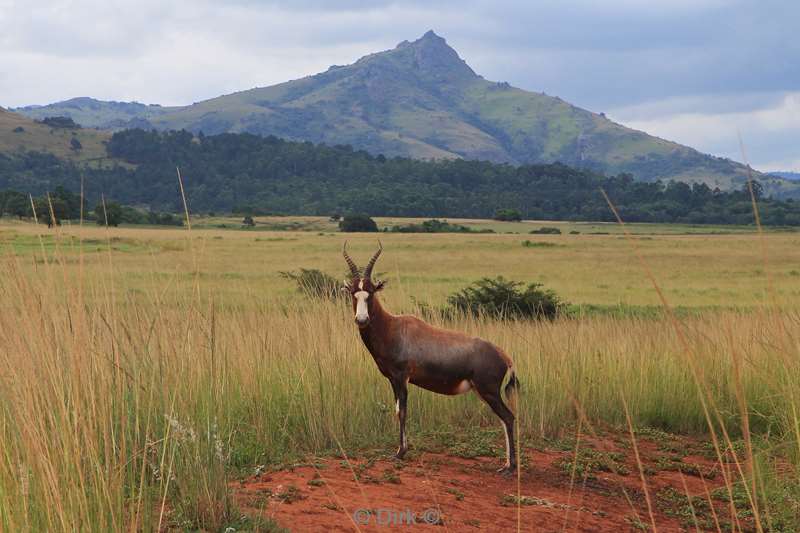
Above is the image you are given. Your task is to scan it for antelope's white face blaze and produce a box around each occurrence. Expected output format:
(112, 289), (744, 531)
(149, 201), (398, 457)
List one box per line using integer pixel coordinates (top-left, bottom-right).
(354, 279), (370, 327)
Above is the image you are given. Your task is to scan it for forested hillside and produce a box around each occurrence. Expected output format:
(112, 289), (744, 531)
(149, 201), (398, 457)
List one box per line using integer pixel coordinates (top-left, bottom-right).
(2, 129), (799, 225)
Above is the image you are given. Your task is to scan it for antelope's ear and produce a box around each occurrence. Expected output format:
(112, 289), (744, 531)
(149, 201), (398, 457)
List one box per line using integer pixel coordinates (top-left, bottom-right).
(374, 279), (387, 292)
(341, 280), (351, 293)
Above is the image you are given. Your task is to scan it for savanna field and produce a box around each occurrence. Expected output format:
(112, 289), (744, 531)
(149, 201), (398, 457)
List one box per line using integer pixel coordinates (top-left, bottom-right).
(1, 216), (799, 531)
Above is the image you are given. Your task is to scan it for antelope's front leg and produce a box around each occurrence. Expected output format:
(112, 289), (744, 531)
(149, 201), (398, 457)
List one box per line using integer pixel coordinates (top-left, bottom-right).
(390, 377), (409, 459)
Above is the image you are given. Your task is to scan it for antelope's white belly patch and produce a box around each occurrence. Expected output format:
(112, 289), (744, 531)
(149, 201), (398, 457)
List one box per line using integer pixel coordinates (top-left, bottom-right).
(453, 380), (472, 394)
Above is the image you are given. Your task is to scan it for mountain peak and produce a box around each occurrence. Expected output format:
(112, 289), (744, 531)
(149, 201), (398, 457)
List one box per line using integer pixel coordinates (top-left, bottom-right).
(409, 29), (453, 52)
(387, 30), (477, 82)
(395, 30), (444, 49)
(420, 29), (443, 41)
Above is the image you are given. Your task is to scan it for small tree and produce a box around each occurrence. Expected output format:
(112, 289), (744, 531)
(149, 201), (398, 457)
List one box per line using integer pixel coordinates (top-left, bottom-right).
(52, 185), (81, 219)
(744, 180), (764, 200)
(27, 195), (69, 227)
(95, 201), (123, 227)
(493, 208), (522, 222)
(70, 137), (82, 152)
(339, 214), (379, 232)
(242, 215), (255, 227)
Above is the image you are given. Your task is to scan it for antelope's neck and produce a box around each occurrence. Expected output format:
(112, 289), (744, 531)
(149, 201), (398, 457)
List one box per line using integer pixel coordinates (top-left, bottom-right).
(359, 297), (393, 352)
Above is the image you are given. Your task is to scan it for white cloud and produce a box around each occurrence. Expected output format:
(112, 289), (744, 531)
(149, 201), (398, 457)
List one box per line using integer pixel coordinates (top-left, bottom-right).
(608, 92), (800, 171)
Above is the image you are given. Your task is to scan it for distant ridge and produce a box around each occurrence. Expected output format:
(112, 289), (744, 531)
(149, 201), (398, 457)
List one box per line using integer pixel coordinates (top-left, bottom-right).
(13, 97), (168, 130)
(770, 171), (800, 181)
(8, 31), (798, 196)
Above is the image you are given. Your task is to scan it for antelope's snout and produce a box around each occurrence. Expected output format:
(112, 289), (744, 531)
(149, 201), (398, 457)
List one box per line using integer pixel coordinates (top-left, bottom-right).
(354, 290), (370, 328)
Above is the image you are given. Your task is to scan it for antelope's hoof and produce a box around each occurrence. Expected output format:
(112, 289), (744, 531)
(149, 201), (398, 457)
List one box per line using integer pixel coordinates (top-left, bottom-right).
(395, 447), (408, 460)
(497, 464), (516, 476)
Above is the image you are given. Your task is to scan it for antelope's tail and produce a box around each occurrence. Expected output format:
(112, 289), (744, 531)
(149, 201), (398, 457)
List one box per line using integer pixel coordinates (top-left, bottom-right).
(504, 369), (520, 415)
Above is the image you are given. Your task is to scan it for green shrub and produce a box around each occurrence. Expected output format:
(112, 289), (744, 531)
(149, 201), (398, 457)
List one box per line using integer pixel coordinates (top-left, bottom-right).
(493, 208), (522, 222)
(391, 219), (488, 233)
(147, 211), (183, 226)
(521, 240), (559, 248)
(280, 269), (343, 300)
(447, 276), (564, 320)
(106, 206), (183, 226)
(530, 226), (561, 234)
(339, 214), (379, 232)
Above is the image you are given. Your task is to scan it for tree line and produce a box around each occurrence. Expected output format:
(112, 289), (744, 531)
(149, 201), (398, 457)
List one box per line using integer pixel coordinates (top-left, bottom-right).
(0, 186), (182, 227)
(1, 128), (799, 225)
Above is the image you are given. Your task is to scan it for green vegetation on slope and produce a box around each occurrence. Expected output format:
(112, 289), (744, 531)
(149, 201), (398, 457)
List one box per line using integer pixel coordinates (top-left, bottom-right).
(0, 108), (111, 163)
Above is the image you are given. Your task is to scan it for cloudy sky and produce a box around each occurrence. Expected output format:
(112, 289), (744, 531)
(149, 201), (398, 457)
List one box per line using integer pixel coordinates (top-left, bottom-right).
(1, 0), (797, 171)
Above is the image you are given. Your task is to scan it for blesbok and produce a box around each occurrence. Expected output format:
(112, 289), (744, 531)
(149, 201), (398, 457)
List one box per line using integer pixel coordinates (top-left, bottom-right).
(342, 242), (520, 473)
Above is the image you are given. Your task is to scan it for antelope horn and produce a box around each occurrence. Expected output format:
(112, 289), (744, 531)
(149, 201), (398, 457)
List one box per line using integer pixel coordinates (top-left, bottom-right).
(342, 241), (360, 278)
(363, 240), (383, 281)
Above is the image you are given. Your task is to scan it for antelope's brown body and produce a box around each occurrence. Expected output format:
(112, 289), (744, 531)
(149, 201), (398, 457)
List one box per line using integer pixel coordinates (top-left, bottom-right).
(359, 302), (512, 395)
(343, 243), (519, 472)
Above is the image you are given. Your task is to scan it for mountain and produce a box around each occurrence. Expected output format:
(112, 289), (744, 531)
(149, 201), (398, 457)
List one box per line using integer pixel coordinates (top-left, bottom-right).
(6, 31), (798, 197)
(770, 171), (800, 181)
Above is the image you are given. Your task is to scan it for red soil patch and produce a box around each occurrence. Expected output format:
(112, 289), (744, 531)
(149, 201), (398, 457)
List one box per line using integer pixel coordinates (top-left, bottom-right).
(233, 433), (750, 532)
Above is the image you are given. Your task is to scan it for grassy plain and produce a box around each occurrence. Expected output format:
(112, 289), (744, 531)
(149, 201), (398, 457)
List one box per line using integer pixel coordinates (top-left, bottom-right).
(0, 217), (798, 530)
(7, 216), (799, 308)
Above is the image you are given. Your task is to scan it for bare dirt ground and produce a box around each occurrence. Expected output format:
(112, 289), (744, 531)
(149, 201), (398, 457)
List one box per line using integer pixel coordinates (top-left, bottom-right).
(232, 431), (751, 532)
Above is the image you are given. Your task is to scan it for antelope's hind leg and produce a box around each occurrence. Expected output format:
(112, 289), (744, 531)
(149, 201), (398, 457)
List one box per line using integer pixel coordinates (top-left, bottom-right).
(390, 377), (409, 459)
(473, 383), (517, 474)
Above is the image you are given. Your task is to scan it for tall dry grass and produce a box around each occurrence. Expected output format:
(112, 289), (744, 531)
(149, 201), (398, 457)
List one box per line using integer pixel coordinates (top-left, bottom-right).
(0, 249), (798, 529)
(0, 217), (798, 530)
